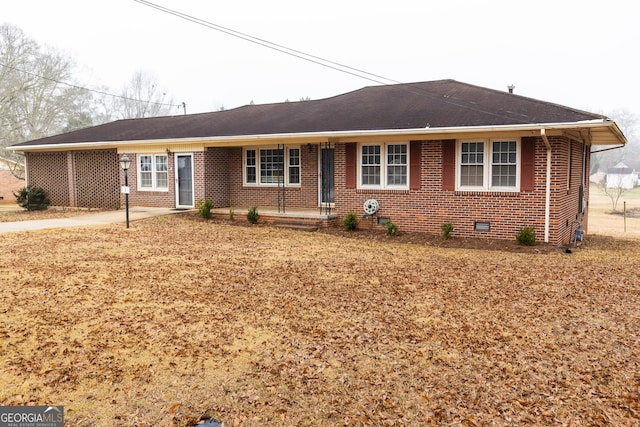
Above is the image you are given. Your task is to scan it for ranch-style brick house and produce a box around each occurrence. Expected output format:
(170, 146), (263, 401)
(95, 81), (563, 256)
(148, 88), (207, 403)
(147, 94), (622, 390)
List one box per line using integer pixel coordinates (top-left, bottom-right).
(10, 80), (626, 245)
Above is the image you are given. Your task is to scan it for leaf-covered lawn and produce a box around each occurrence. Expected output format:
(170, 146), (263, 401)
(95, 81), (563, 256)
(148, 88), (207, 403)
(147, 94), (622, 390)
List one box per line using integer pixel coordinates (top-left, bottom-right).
(1, 216), (638, 426)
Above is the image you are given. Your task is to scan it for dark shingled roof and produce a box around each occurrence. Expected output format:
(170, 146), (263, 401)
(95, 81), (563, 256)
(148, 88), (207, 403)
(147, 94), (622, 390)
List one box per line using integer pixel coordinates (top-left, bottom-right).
(12, 79), (605, 147)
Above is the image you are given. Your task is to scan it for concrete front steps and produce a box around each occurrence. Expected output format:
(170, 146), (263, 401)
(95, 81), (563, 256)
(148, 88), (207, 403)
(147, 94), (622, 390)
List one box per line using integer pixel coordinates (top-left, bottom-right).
(210, 207), (339, 231)
(272, 219), (321, 232)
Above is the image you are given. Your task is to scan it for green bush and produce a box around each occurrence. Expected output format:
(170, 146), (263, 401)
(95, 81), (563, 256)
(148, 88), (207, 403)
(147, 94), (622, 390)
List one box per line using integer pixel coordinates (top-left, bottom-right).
(229, 205), (235, 221)
(516, 226), (536, 246)
(342, 211), (359, 231)
(247, 206), (260, 224)
(383, 219), (398, 236)
(196, 199), (214, 219)
(441, 222), (454, 239)
(14, 185), (51, 211)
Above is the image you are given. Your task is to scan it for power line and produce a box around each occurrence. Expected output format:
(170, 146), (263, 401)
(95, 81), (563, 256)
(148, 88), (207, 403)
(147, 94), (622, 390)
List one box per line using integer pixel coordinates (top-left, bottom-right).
(132, 1), (532, 123)
(133, 0), (401, 86)
(0, 61), (184, 111)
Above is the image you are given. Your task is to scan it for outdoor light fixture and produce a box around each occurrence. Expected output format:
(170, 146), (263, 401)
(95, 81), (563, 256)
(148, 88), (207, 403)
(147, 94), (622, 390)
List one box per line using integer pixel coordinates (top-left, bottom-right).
(119, 154), (131, 171)
(119, 154), (131, 228)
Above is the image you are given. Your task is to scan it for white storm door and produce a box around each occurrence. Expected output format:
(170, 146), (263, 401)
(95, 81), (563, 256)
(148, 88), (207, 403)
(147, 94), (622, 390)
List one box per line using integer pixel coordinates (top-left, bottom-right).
(175, 153), (194, 208)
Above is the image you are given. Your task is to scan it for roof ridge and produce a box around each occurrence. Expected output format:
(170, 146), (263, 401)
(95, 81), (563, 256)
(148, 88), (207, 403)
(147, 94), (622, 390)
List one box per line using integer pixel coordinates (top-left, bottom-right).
(450, 80), (608, 120)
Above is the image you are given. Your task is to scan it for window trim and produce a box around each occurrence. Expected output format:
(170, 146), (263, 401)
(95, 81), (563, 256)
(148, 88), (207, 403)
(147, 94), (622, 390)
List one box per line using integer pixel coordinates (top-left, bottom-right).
(288, 147), (301, 185)
(360, 144), (382, 188)
(357, 142), (409, 190)
(456, 139), (521, 192)
(245, 149), (257, 184)
(259, 148), (284, 185)
(458, 140), (485, 190)
(243, 146), (301, 187)
(137, 153), (169, 192)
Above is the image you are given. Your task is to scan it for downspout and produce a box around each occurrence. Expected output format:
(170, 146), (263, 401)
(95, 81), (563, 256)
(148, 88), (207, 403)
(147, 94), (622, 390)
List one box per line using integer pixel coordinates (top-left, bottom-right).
(541, 129), (551, 243)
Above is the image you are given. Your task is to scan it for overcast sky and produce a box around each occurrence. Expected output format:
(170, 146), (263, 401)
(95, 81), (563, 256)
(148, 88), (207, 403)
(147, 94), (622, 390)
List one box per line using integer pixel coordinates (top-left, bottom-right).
(3, 0), (639, 118)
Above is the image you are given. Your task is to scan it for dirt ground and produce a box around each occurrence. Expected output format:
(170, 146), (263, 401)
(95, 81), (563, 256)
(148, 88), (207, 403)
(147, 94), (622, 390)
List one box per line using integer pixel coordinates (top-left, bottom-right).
(588, 187), (640, 239)
(1, 211), (638, 426)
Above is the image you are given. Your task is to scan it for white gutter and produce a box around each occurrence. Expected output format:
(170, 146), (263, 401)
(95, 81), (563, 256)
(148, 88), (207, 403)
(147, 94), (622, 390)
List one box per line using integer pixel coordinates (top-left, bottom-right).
(541, 129), (551, 243)
(7, 119), (622, 152)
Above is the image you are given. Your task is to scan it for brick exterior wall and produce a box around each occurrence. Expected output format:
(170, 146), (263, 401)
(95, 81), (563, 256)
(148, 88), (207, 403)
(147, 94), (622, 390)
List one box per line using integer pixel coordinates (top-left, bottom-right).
(23, 135), (589, 245)
(74, 150), (119, 209)
(204, 148), (230, 207)
(227, 145), (320, 210)
(26, 150), (119, 209)
(26, 152), (70, 206)
(552, 138), (590, 245)
(120, 152), (175, 208)
(0, 170), (23, 203)
(193, 151), (206, 205)
(334, 137), (588, 245)
(119, 151), (207, 209)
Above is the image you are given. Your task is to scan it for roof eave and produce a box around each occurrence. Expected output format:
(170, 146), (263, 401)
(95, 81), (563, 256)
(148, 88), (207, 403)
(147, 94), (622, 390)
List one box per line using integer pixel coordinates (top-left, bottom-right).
(8, 119), (624, 152)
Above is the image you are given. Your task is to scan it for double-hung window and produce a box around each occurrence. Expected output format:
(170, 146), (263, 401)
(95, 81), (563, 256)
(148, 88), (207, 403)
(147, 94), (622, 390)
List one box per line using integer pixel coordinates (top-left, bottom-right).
(138, 154), (168, 191)
(244, 147), (301, 186)
(460, 142), (485, 188)
(361, 145), (381, 186)
(359, 143), (408, 189)
(387, 144), (408, 186)
(260, 148), (284, 184)
(288, 148), (300, 185)
(457, 139), (519, 191)
(491, 141), (517, 187)
(245, 150), (257, 184)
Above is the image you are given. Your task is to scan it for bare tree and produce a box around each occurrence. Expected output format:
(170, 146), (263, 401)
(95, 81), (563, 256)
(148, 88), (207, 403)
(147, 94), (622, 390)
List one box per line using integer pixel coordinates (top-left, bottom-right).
(116, 70), (176, 119)
(0, 25), (179, 184)
(0, 24), (92, 176)
(591, 109), (639, 173)
(90, 85), (120, 125)
(599, 179), (627, 213)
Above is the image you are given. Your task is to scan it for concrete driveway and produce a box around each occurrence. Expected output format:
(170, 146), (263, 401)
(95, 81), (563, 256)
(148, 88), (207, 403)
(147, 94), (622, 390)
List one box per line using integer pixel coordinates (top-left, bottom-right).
(0, 207), (188, 234)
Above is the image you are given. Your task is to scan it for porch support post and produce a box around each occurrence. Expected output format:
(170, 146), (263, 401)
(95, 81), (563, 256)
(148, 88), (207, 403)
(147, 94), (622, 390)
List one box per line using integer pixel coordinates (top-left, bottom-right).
(320, 141), (333, 215)
(67, 151), (77, 207)
(319, 142), (323, 215)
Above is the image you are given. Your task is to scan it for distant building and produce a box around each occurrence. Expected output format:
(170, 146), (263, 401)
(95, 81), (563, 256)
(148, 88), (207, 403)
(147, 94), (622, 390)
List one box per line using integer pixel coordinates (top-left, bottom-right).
(590, 171), (606, 185)
(606, 162), (637, 189)
(0, 157), (24, 204)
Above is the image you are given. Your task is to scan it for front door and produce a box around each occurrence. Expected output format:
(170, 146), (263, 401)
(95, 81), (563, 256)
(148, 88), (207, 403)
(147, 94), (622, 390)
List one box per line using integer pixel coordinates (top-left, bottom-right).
(175, 153), (194, 208)
(319, 146), (335, 206)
